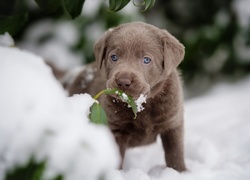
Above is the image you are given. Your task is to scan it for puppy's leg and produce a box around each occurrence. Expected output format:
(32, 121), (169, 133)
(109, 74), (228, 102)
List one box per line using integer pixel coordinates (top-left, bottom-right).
(114, 134), (127, 169)
(161, 124), (186, 172)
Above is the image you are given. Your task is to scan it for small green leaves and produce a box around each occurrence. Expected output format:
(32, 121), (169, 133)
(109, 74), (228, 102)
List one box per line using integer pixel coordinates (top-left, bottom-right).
(0, 14), (28, 36)
(35, 0), (62, 14)
(5, 157), (63, 180)
(109, 0), (155, 12)
(63, 0), (86, 19)
(143, 0), (155, 12)
(109, 0), (130, 12)
(89, 88), (138, 125)
(35, 0), (86, 19)
(111, 88), (138, 118)
(132, 0), (155, 12)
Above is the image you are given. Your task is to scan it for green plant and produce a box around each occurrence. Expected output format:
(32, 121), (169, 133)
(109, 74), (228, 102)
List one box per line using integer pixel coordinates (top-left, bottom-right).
(109, 0), (155, 12)
(89, 88), (139, 125)
(0, 0), (156, 35)
(5, 158), (62, 180)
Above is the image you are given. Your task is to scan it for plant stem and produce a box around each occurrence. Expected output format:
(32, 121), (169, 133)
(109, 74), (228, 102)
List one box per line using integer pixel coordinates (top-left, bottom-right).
(93, 90), (106, 100)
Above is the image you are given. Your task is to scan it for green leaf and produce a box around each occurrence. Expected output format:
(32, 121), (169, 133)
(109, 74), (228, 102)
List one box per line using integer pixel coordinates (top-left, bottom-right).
(143, 0), (155, 11)
(63, 0), (85, 19)
(0, 0), (16, 15)
(5, 158), (46, 180)
(35, 0), (61, 14)
(5, 158), (62, 180)
(109, 0), (130, 12)
(89, 88), (139, 125)
(108, 88), (138, 118)
(127, 95), (138, 119)
(109, 0), (117, 11)
(114, 0), (131, 12)
(132, 0), (145, 7)
(92, 88), (138, 119)
(132, 0), (155, 12)
(89, 102), (108, 125)
(0, 14), (28, 36)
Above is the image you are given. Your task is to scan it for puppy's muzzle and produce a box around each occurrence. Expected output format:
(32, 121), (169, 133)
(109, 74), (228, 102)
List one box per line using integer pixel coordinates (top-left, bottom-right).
(111, 72), (140, 98)
(107, 70), (149, 99)
(116, 78), (131, 90)
(115, 71), (135, 91)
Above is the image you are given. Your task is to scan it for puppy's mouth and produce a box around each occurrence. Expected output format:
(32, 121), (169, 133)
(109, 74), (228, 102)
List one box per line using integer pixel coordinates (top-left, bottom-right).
(106, 80), (149, 100)
(107, 88), (145, 100)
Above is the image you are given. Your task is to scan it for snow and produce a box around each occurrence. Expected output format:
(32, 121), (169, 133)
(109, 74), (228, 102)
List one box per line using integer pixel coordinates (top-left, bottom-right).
(122, 93), (129, 101)
(233, 0), (250, 62)
(81, 0), (103, 17)
(62, 65), (97, 89)
(233, 0), (250, 27)
(0, 47), (119, 180)
(18, 20), (82, 71)
(115, 93), (147, 114)
(135, 94), (147, 112)
(0, 46), (250, 180)
(85, 22), (106, 42)
(121, 76), (250, 180)
(0, 32), (14, 47)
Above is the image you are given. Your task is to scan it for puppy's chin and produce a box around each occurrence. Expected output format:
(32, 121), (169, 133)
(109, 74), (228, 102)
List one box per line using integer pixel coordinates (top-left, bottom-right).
(106, 79), (150, 100)
(106, 86), (147, 101)
(107, 89), (143, 100)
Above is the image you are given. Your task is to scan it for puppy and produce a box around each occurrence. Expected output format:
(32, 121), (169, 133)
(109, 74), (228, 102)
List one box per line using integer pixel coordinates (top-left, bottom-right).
(63, 22), (186, 172)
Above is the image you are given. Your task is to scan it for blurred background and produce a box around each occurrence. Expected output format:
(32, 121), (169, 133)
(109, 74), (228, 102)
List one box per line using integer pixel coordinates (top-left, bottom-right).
(1, 0), (250, 98)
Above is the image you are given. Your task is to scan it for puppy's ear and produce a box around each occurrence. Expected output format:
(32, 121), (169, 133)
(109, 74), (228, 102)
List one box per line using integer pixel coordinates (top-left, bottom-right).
(94, 29), (112, 69)
(161, 30), (185, 74)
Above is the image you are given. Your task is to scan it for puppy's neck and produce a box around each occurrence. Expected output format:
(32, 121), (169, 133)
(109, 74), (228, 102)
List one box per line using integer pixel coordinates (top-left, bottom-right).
(148, 70), (179, 99)
(148, 75), (171, 98)
(149, 80), (166, 98)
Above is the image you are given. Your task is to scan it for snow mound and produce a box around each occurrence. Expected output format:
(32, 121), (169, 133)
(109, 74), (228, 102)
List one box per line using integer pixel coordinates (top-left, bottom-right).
(18, 20), (82, 71)
(0, 47), (119, 180)
(0, 32), (14, 47)
(1, 46), (249, 180)
(122, 76), (250, 180)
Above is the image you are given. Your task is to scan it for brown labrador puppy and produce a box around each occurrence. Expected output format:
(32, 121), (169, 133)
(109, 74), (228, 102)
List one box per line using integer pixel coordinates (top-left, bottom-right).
(63, 22), (186, 172)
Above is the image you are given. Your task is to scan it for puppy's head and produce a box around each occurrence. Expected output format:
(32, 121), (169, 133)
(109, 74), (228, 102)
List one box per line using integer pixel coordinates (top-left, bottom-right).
(94, 22), (184, 99)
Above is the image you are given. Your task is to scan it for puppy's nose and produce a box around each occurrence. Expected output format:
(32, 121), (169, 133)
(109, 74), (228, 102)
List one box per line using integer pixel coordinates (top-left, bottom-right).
(116, 78), (131, 90)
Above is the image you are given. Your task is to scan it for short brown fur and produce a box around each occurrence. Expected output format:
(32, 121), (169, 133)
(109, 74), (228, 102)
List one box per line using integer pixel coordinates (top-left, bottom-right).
(63, 22), (186, 172)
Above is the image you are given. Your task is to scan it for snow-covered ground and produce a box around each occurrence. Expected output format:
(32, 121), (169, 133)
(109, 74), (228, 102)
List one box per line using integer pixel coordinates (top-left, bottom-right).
(0, 46), (249, 180)
(0, 47), (119, 180)
(121, 77), (250, 180)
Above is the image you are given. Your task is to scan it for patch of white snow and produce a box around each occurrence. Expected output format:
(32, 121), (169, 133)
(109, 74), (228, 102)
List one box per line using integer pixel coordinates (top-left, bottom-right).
(135, 94), (147, 112)
(0, 32), (15, 47)
(0, 47), (120, 180)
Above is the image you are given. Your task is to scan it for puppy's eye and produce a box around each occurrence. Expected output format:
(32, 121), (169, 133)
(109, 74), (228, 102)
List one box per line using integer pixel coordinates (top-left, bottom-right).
(143, 57), (151, 64)
(111, 55), (118, 61)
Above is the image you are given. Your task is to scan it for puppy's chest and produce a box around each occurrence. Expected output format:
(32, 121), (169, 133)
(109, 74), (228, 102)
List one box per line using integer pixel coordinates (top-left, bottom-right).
(139, 99), (171, 131)
(107, 97), (171, 140)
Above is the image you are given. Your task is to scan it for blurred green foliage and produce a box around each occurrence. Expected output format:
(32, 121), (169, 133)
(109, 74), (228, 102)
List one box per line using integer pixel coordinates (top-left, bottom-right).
(147, 0), (250, 88)
(1, 0), (250, 88)
(0, 0), (153, 35)
(5, 158), (63, 180)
